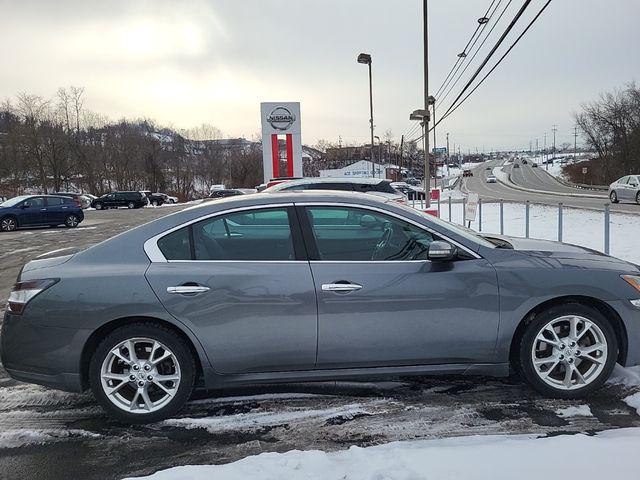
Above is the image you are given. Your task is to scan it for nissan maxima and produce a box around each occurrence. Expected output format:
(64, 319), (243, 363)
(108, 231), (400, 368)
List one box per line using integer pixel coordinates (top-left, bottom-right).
(2, 192), (640, 423)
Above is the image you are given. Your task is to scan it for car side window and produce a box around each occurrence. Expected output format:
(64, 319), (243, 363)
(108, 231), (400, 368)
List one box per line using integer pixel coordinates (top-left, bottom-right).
(619, 176), (629, 185)
(46, 197), (65, 206)
(157, 208), (296, 261)
(630, 176), (639, 186)
(26, 197), (45, 208)
(306, 207), (437, 261)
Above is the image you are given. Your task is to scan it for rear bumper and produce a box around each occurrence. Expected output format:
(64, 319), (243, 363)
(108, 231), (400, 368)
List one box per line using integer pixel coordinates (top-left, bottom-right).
(1, 312), (89, 393)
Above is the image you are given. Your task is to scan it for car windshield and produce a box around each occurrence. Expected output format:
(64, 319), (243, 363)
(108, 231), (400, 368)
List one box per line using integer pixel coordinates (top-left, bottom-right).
(393, 202), (496, 249)
(0, 195), (30, 207)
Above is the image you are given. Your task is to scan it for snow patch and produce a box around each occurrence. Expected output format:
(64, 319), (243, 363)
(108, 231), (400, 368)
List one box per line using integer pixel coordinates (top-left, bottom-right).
(125, 428), (640, 480)
(0, 429), (100, 449)
(623, 392), (640, 415)
(555, 405), (592, 418)
(607, 364), (640, 387)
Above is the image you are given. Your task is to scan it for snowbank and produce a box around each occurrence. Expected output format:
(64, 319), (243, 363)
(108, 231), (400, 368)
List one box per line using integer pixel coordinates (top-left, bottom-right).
(126, 428), (640, 480)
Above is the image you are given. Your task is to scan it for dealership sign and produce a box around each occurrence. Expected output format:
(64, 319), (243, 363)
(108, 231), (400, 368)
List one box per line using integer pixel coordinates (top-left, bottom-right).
(261, 102), (302, 182)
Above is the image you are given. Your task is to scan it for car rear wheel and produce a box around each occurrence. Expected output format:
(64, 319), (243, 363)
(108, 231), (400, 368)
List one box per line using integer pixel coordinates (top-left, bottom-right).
(151, 200), (159, 206)
(127, 202), (136, 209)
(89, 323), (196, 423)
(518, 303), (617, 398)
(0, 216), (18, 232)
(609, 191), (618, 203)
(65, 214), (80, 228)
(94, 202), (103, 210)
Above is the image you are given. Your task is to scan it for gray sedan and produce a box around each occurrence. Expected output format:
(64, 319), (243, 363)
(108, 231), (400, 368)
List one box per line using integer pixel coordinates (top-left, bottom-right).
(3, 192), (640, 423)
(609, 175), (640, 204)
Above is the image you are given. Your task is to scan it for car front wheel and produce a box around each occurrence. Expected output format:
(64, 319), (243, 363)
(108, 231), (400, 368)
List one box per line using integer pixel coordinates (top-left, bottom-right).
(518, 303), (617, 398)
(0, 216), (18, 232)
(609, 191), (618, 203)
(94, 203), (103, 210)
(89, 323), (196, 423)
(127, 202), (135, 209)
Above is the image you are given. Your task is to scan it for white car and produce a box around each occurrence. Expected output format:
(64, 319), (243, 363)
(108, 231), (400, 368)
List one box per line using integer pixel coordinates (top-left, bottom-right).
(263, 177), (407, 204)
(486, 175), (497, 183)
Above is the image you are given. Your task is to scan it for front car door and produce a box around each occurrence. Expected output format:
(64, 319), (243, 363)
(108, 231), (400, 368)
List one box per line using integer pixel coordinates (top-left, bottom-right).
(18, 196), (45, 226)
(144, 205), (318, 374)
(299, 204), (500, 369)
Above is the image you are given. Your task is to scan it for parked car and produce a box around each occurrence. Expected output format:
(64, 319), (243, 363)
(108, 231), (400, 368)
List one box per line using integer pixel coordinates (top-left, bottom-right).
(486, 175), (497, 183)
(463, 169), (473, 177)
(3, 191), (640, 423)
(91, 191), (148, 210)
(141, 191), (165, 207)
(159, 193), (178, 204)
(209, 189), (245, 199)
(609, 175), (640, 204)
(0, 195), (84, 231)
(391, 182), (426, 200)
(53, 192), (91, 209)
(263, 177), (406, 204)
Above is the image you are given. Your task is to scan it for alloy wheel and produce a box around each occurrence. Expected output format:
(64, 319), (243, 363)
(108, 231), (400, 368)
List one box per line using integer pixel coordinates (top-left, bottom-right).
(1, 217), (17, 232)
(100, 337), (182, 414)
(65, 215), (79, 227)
(95, 203), (103, 210)
(610, 191), (618, 203)
(531, 315), (607, 391)
(127, 202), (135, 209)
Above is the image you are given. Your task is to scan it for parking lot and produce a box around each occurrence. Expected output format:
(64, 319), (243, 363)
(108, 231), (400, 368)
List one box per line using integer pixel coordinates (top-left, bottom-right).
(1, 204), (640, 480)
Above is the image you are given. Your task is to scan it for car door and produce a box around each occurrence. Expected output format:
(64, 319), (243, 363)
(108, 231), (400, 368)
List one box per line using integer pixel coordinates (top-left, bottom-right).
(629, 176), (640, 200)
(43, 196), (67, 224)
(300, 204), (500, 368)
(144, 205), (319, 374)
(18, 196), (45, 226)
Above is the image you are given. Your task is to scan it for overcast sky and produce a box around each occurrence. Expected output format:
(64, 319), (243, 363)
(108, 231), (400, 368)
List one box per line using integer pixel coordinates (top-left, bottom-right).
(2, 0), (638, 151)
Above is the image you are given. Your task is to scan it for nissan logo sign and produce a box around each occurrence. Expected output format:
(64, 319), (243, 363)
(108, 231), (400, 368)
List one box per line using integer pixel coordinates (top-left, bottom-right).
(267, 106), (296, 131)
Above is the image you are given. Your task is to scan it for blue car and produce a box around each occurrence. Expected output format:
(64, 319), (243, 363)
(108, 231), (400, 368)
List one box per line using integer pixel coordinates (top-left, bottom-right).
(0, 195), (84, 232)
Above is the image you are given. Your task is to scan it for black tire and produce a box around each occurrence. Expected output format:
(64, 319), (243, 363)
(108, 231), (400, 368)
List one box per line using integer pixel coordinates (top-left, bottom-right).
(609, 191), (619, 203)
(151, 200), (159, 207)
(89, 323), (196, 423)
(65, 214), (80, 228)
(127, 201), (136, 209)
(0, 216), (18, 232)
(94, 202), (104, 210)
(517, 303), (617, 399)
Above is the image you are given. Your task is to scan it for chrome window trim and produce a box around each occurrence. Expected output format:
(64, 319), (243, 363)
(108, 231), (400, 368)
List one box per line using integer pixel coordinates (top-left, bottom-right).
(296, 201), (481, 260)
(144, 203), (295, 263)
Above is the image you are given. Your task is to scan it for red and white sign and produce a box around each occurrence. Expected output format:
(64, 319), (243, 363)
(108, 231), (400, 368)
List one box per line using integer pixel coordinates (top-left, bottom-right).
(261, 102), (302, 182)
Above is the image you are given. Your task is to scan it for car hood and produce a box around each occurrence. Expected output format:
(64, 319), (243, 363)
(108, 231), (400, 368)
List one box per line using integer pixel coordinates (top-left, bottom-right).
(482, 235), (639, 272)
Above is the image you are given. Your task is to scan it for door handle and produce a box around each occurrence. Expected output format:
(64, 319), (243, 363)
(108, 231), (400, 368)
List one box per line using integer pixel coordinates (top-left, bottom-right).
(167, 285), (210, 295)
(322, 283), (363, 293)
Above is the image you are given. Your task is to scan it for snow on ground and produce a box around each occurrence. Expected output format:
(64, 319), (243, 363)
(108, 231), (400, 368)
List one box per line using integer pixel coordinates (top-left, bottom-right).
(0, 429), (100, 449)
(625, 393), (640, 415)
(430, 200), (640, 265)
(608, 364), (640, 387)
(555, 405), (592, 418)
(126, 428), (640, 480)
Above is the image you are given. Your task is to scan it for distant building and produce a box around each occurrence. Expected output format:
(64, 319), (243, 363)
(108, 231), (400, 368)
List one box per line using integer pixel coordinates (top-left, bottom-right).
(319, 159), (399, 179)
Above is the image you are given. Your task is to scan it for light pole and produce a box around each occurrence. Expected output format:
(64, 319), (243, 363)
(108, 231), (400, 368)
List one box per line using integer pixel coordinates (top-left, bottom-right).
(374, 135), (381, 177)
(357, 53), (375, 178)
(422, 0), (431, 207)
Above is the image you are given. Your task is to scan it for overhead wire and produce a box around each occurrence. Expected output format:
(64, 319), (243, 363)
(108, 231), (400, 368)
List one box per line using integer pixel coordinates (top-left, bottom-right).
(434, 0), (501, 99)
(434, 0), (553, 129)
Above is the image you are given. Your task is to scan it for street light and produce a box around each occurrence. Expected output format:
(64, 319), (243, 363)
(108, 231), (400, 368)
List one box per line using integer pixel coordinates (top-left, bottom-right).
(357, 53), (375, 178)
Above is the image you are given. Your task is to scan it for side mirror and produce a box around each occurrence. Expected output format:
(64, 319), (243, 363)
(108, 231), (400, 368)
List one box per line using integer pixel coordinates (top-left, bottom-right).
(427, 241), (457, 262)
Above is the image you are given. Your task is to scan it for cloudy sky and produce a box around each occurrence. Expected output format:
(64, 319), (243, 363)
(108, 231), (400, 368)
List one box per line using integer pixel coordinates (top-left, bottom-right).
(2, 0), (638, 151)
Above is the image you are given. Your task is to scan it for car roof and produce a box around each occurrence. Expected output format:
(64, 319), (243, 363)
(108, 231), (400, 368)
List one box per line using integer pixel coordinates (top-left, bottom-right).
(270, 177), (388, 187)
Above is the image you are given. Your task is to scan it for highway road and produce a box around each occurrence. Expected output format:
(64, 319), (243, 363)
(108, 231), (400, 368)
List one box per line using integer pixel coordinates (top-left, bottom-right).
(463, 159), (640, 215)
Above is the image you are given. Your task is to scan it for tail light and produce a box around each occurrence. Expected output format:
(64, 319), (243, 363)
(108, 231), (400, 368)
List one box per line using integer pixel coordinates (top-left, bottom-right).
(7, 279), (59, 315)
(74, 199), (82, 207)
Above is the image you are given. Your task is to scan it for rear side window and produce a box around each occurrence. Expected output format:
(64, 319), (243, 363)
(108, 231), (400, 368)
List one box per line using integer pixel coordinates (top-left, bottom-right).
(46, 197), (66, 206)
(157, 208), (296, 261)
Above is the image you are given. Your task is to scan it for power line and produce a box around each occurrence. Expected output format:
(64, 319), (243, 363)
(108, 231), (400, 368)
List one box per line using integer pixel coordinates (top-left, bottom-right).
(438, 0), (534, 123)
(437, 0), (513, 109)
(435, 0), (502, 99)
(435, 0), (553, 129)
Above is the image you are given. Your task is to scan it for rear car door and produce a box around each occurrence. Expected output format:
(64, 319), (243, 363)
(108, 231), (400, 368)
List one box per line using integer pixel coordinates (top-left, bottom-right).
(43, 196), (67, 224)
(300, 204), (500, 368)
(144, 205), (318, 374)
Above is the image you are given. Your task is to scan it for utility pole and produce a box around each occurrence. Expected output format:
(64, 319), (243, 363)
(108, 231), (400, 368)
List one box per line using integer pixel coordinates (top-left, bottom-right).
(573, 126), (578, 161)
(552, 124), (557, 160)
(423, 0), (431, 207)
(399, 135), (404, 180)
(446, 132), (450, 175)
(544, 132), (547, 171)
